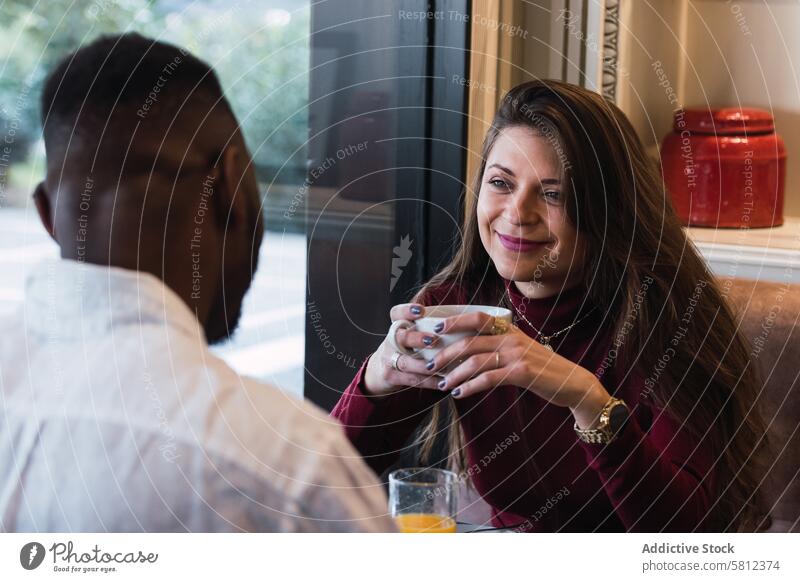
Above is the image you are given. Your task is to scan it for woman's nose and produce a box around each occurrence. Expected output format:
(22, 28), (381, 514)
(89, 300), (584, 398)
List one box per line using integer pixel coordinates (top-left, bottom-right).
(504, 192), (541, 226)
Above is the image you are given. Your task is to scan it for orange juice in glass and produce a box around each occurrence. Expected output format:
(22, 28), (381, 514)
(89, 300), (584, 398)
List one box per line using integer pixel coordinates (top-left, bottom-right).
(389, 468), (457, 533)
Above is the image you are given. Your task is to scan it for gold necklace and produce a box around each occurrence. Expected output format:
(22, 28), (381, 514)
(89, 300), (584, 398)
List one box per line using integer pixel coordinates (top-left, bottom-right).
(506, 288), (596, 351)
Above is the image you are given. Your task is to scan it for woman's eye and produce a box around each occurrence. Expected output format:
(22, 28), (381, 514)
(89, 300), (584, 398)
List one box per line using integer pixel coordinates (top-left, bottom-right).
(543, 190), (562, 202)
(488, 178), (510, 190)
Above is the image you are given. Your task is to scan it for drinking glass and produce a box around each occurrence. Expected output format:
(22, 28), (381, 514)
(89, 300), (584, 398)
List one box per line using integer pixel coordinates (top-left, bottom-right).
(388, 467), (458, 533)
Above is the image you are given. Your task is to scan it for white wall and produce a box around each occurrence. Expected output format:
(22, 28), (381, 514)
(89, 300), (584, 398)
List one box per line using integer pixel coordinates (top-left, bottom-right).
(616, 0), (686, 155)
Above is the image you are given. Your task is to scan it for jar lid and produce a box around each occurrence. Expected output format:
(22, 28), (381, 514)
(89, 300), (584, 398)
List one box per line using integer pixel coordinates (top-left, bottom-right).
(675, 107), (774, 135)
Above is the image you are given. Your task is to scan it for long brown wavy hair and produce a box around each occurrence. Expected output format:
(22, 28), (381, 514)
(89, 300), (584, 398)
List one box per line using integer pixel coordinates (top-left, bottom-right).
(414, 79), (772, 532)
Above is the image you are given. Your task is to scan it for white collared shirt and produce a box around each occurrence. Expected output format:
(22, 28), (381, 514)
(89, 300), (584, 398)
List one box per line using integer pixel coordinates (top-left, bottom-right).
(0, 259), (395, 532)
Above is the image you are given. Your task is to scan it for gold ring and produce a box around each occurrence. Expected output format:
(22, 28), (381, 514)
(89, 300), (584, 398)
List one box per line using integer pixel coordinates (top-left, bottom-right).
(490, 317), (510, 335)
(495, 352), (500, 368)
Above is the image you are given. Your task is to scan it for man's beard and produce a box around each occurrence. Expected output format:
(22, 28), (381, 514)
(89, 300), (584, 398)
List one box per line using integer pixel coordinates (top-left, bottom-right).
(206, 252), (259, 345)
(205, 292), (244, 345)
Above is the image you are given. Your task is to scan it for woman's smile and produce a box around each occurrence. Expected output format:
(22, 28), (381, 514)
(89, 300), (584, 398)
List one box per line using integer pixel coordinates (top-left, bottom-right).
(495, 231), (552, 253)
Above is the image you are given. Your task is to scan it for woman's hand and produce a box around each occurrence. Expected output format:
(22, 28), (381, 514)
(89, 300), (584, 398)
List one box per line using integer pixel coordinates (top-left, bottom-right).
(428, 311), (611, 428)
(362, 303), (441, 397)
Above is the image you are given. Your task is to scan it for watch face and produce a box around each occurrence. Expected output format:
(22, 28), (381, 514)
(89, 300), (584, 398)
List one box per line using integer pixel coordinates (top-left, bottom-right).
(608, 403), (630, 435)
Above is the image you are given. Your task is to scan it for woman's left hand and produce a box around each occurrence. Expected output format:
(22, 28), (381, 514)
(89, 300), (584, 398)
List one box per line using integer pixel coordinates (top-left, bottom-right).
(428, 311), (611, 427)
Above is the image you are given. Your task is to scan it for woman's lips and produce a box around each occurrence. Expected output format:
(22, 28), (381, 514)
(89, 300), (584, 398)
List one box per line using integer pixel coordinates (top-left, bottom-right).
(496, 233), (549, 252)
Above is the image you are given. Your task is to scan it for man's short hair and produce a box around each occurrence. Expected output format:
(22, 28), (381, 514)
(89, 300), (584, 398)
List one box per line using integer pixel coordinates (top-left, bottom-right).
(41, 32), (234, 148)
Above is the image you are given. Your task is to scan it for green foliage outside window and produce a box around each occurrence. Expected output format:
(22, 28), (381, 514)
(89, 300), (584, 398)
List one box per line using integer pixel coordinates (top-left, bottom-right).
(0, 0), (309, 216)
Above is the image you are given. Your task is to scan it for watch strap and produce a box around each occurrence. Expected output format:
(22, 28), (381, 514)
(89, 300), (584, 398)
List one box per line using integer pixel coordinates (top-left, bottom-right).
(574, 397), (629, 444)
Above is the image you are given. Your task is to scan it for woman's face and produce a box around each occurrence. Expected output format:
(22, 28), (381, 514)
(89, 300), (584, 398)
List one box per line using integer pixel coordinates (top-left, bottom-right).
(477, 125), (584, 297)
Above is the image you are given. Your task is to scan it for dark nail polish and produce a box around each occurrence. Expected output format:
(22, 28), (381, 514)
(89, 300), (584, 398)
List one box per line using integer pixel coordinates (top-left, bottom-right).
(423, 336), (434, 346)
(434, 322), (444, 333)
(438, 379), (447, 390)
(451, 388), (462, 398)
(410, 305), (422, 315)
(426, 360), (435, 370)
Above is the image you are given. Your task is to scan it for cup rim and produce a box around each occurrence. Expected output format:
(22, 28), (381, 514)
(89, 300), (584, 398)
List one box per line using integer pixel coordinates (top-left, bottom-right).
(420, 305), (511, 318)
(388, 467), (458, 487)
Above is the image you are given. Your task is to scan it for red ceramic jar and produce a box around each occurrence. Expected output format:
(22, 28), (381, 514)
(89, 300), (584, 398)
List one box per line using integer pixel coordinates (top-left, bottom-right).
(660, 107), (786, 228)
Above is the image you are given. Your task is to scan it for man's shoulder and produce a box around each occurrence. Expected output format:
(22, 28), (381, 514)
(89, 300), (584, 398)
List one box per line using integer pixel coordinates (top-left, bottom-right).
(0, 310), (25, 348)
(234, 373), (345, 444)
(173, 350), (351, 468)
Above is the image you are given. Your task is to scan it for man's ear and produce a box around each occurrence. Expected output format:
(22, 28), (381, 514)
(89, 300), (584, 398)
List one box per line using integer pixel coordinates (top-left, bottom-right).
(33, 182), (56, 240)
(213, 144), (251, 231)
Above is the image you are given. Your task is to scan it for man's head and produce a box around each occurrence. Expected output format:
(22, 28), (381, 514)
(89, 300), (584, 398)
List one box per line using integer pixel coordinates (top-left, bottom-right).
(35, 33), (264, 343)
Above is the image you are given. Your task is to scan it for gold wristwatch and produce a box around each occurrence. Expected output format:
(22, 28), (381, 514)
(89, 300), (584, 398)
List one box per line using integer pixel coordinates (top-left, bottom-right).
(574, 397), (630, 444)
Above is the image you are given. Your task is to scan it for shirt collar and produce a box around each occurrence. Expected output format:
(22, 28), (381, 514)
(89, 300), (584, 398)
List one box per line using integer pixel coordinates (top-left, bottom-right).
(24, 258), (205, 342)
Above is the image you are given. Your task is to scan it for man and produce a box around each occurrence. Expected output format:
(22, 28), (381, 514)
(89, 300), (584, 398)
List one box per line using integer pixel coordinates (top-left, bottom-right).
(0, 33), (394, 532)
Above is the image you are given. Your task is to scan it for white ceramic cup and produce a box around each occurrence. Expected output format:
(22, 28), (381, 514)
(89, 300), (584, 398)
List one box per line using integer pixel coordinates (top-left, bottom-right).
(387, 305), (513, 374)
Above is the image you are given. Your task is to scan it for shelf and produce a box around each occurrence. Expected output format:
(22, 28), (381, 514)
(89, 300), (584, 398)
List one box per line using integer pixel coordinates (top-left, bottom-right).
(685, 218), (800, 283)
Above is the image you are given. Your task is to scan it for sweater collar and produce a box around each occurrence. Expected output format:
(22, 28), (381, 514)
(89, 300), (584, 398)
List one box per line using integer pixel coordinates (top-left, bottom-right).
(504, 279), (601, 343)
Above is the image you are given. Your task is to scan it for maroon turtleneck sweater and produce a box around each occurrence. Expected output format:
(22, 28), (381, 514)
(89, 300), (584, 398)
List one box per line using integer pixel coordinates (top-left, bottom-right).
(331, 281), (716, 532)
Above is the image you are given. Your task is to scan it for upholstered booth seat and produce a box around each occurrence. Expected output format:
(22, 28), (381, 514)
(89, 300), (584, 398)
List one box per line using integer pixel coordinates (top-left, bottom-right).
(723, 277), (800, 532)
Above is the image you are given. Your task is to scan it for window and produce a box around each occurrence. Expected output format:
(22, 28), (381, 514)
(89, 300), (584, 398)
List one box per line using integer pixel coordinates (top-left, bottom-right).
(0, 0), (310, 397)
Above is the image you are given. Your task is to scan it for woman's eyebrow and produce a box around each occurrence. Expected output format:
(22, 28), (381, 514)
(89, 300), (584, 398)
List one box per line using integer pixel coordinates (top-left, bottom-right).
(487, 163), (561, 185)
(487, 163), (515, 176)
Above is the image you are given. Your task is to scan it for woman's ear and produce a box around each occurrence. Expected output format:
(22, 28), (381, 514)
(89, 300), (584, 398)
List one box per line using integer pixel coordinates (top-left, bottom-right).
(33, 182), (56, 240)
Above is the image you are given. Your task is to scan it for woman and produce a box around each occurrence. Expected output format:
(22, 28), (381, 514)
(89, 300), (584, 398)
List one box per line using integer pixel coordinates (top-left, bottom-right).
(332, 80), (771, 532)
